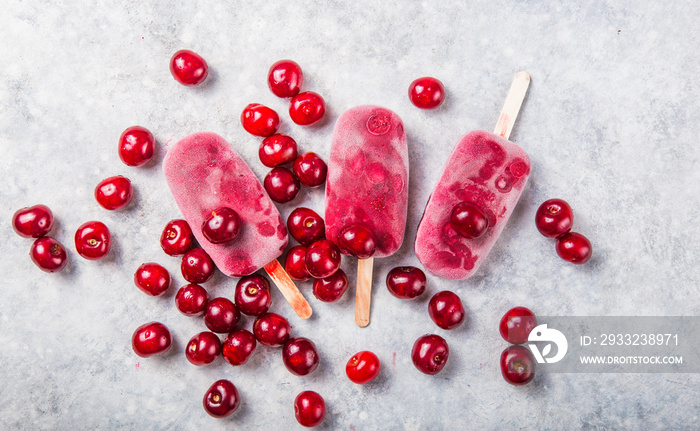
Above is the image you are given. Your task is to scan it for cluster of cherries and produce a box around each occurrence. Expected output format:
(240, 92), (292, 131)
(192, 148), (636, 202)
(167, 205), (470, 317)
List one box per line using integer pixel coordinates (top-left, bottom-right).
(499, 307), (538, 385)
(535, 199), (593, 264)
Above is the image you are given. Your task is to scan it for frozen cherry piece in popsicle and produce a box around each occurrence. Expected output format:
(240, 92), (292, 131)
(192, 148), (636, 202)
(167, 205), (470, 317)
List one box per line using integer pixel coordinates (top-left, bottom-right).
(163, 132), (312, 319)
(268, 60), (303, 98)
(415, 72), (531, 279)
(12, 205), (54, 238)
(170, 49), (208, 86)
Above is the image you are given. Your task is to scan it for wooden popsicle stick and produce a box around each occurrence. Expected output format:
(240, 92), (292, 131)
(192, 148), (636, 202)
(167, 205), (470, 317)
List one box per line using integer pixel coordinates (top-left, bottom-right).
(264, 259), (312, 319)
(494, 71), (531, 140)
(355, 257), (374, 327)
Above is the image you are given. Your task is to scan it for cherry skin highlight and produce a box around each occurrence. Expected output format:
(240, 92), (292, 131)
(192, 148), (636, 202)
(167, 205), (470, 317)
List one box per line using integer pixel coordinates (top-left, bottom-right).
(203, 379), (240, 418)
(305, 239), (341, 279)
(264, 167), (300, 203)
(293, 152), (327, 188)
(204, 297), (240, 333)
(234, 274), (272, 316)
(294, 391), (326, 428)
(500, 345), (536, 385)
(408, 77), (445, 110)
(284, 246), (312, 281)
(12, 204), (54, 238)
(259, 134), (298, 167)
(132, 322), (172, 358)
(386, 266), (426, 300)
(336, 223), (377, 259)
(536, 198), (574, 238)
(181, 248), (215, 283)
(313, 268), (348, 302)
(30, 237), (67, 273)
(118, 126), (154, 167)
(499, 306), (537, 344)
(268, 60), (303, 98)
(253, 312), (291, 347)
(134, 262), (171, 297)
(428, 291), (465, 330)
(95, 175), (133, 210)
(450, 202), (489, 239)
(241, 103), (280, 137)
(222, 329), (257, 366)
(556, 232), (592, 264)
(160, 219), (194, 256)
(346, 351), (380, 384)
(201, 207), (240, 244)
(175, 284), (209, 316)
(282, 337), (320, 376)
(74, 221), (111, 260)
(289, 91), (325, 126)
(412, 334), (449, 375)
(169, 49), (208, 86)
(287, 207), (325, 246)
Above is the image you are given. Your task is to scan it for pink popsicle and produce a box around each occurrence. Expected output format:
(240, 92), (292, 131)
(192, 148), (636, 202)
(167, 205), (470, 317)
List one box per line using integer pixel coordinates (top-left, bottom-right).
(325, 106), (409, 258)
(163, 132), (312, 318)
(415, 72), (531, 279)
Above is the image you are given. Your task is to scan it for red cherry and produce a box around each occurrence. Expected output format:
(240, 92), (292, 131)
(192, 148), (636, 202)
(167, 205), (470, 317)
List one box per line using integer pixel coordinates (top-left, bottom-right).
(411, 334), (449, 375)
(408, 77), (445, 110)
(346, 351), (380, 384)
(293, 152), (327, 188)
(287, 207), (325, 246)
(181, 248), (215, 283)
(290, 91), (325, 126)
(428, 291), (465, 330)
(259, 134), (298, 167)
(450, 202), (489, 239)
(12, 204), (54, 238)
(282, 337), (320, 376)
(336, 223), (376, 259)
(74, 221), (111, 260)
(169, 49), (208, 86)
(234, 274), (272, 316)
(386, 266), (426, 300)
(186, 331), (221, 366)
(241, 103), (280, 137)
(201, 207), (240, 244)
(222, 329), (257, 366)
(312, 268), (348, 303)
(499, 306), (537, 344)
(536, 199), (574, 238)
(134, 263), (171, 296)
(204, 297), (240, 333)
(118, 126), (155, 167)
(264, 167), (300, 203)
(500, 345), (536, 385)
(175, 284), (209, 316)
(160, 219), (194, 256)
(132, 322), (172, 358)
(253, 312), (291, 347)
(294, 391), (326, 428)
(203, 379), (240, 418)
(95, 175), (133, 210)
(268, 60), (303, 98)
(30, 237), (67, 273)
(284, 246), (311, 281)
(556, 232), (592, 264)
(305, 239), (341, 279)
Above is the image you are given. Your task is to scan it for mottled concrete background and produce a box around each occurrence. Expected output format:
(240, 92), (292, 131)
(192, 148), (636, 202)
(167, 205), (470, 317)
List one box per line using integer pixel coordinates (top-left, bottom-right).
(1, 1), (699, 429)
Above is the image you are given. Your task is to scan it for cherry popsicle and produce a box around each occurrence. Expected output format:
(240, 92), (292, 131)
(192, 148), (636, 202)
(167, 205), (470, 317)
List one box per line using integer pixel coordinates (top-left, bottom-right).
(325, 106), (409, 327)
(163, 132), (312, 319)
(415, 72), (531, 279)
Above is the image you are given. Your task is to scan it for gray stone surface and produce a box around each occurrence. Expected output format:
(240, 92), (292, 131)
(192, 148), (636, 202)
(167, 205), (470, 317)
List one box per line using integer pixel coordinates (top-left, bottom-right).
(1, 1), (699, 429)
